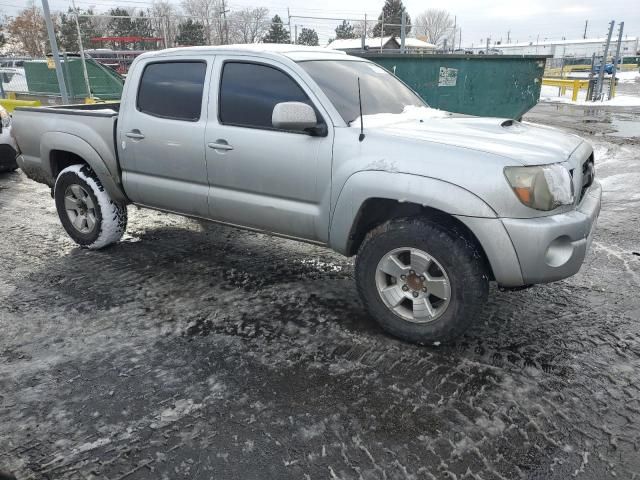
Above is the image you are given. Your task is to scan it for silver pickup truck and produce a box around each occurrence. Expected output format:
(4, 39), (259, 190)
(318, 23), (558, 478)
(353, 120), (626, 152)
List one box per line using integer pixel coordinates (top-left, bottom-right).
(12, 44), (601, 344)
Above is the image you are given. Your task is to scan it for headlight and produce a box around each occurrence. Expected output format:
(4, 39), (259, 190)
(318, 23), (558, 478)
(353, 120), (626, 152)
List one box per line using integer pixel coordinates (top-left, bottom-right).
(504, 164), (574, 211)
(0, 106), (10, 128)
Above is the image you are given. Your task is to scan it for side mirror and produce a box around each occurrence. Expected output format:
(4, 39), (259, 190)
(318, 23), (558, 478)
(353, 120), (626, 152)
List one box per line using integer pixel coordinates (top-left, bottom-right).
(272, 102), (318, 132)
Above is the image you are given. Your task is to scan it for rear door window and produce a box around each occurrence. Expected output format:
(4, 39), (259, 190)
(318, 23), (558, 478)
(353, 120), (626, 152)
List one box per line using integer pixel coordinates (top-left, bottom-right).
(137, 61), (206, 121)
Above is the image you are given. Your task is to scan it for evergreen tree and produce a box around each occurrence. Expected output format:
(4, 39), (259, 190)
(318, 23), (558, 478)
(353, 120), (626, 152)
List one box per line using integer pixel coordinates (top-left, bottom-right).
(133, 11), (154, 48)
(262, 15), (290, 43)
(334, 20), (356, 40)
(175, 19), (205, 46)
(372, 0), (411, 37)
(297, 27), (318, 46)
(108, 7), (135, 48)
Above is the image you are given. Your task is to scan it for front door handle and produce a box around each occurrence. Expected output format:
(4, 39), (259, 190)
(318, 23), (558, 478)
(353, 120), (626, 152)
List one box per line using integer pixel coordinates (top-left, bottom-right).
(125, 130), (145, 140)
(208, 141), (234, 151)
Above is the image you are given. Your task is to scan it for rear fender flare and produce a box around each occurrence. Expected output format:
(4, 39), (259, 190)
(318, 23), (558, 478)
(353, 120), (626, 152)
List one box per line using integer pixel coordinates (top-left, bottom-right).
(41, 131), (128, 204)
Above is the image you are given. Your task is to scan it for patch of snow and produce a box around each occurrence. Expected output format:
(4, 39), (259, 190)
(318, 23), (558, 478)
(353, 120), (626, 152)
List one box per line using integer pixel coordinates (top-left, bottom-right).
(158, 399), (202, 424)
(475, 415), (506, 436)
(351, 105), (450, 128)
(615, 70), (640, 83)
(71, 437), (111, 455)
(539, 85), (640, 106)
(299, 420), (326, 440)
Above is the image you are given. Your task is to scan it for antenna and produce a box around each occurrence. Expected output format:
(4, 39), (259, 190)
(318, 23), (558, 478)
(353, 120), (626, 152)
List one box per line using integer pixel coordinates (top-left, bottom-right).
(357, 77), (365, 142)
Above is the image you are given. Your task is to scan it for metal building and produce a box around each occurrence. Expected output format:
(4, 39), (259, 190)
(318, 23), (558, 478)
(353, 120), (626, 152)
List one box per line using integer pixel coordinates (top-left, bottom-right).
(470, 37), (639, 58)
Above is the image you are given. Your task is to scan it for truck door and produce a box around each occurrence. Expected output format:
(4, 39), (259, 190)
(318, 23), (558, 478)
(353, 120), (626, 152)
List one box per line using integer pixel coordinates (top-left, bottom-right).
(204, 56), (334, 243)
(117, 57), (212, 217)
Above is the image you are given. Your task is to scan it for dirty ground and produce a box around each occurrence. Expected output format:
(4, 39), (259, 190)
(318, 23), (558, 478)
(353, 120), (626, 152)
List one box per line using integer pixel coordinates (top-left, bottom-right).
(1, 102), (639, 479)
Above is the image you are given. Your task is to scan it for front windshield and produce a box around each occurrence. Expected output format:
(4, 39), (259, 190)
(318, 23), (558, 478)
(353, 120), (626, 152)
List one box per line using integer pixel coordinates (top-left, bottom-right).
(298, 60), (426, 124)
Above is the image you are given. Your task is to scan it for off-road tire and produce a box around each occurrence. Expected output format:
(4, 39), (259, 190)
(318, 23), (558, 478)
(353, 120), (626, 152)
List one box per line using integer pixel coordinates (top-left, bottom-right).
(355, 217), (489, 344)
(54, 164), (127, 249)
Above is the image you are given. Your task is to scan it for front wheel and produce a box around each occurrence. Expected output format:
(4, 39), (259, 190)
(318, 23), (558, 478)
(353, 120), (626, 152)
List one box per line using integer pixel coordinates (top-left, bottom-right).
(54, 164), (127, 249)
(355, 217), (489, 344)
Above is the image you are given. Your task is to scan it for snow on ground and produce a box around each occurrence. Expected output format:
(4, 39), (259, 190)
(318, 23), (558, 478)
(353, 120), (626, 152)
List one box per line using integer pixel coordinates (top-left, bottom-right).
(539, 84), (640, 106)
(567, 70), (640, 82)
(616, 70), (640, 83)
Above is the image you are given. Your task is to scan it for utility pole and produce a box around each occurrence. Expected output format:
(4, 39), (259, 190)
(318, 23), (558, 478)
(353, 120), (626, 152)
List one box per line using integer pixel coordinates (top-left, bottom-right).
(220, 0), (229, 44)
(380, 11), (384, 52)
(400, 10), (406, 53)
(507, 30), (510, 44)
(362, 13), (367, 51)
(595, 20), (615, 101)
(608, 21), (624, 99)
(41, 0), (69, 103)
(71, 0), (91, 99)
(583, 20), (588, 39)
(452, 15), (456, 53)
(294, 24), (298, 44)
(485, 36), (490, 54)
(459, 28), (462, 50)
(287, 8), (292, 43)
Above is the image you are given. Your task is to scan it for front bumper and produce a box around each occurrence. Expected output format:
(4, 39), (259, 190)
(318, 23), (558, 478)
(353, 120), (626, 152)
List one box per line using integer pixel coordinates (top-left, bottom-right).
(501, 179), (602, 285)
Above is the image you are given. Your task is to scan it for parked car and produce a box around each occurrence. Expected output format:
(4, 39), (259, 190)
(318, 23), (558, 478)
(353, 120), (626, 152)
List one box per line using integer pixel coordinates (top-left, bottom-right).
(0, 105), (18, 172)
(12, 45), (601, 344)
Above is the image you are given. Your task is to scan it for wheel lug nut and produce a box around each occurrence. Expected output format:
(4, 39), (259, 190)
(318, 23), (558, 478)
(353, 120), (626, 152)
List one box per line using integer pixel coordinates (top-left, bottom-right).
(422, 287), (427, 292)
(400, 274), (406, 280)
(409, 270), (415, 274)
(402, 285), (409, 291)
(419, 275), (425, 281)
(412, 291), (419, 298)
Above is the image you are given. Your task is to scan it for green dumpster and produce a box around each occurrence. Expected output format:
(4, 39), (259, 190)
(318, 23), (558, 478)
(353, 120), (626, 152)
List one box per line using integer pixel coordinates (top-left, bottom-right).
(356, 53), (550, 119)
(24, 56), (124, 101)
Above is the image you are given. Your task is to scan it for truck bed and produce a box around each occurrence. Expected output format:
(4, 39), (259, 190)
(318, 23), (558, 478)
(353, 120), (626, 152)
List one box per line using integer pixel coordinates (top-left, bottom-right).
(12, 103), (121, 189)
(17, 102), (120, 116)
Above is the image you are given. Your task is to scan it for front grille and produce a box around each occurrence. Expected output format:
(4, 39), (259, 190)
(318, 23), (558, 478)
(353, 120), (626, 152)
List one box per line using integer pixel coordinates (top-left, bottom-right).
(579, 155), (595, 203)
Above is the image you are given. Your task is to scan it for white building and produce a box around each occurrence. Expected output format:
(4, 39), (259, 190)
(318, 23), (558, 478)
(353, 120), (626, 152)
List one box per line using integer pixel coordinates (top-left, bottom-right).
(327, 36), (436, 53)
(469, 37), (639, 58)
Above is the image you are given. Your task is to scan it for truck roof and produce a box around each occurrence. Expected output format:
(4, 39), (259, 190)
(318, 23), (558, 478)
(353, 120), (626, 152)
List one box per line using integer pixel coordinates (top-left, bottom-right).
(136, 44), (354, 62)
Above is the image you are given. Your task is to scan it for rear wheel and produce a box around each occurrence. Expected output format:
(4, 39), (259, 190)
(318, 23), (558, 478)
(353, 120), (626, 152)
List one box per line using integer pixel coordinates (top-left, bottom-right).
(54, 164), (127, 249)
(355, 217), (489, 344)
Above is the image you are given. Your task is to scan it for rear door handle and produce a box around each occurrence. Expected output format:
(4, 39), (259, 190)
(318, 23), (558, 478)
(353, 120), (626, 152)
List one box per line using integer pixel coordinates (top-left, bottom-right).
(125, 131), (145, 140)
(208, 141), (234, 151)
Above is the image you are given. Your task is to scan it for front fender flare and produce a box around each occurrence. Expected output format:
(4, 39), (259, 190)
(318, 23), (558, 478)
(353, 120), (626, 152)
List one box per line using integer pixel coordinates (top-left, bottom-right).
(329, 171), (497, 254)
(40, 131), (128, 204)
(329, 171), (524, 286)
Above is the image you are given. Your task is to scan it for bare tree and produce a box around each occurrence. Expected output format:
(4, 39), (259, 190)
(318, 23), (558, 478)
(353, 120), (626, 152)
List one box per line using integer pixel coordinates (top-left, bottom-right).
(150, 1), (179, 48)
(7, 4), (49, 56)
(414, 9), (454, 46)
(229, 7), (268, 44)
(352, 20), (374, 39)
(181, 0), (220, 44)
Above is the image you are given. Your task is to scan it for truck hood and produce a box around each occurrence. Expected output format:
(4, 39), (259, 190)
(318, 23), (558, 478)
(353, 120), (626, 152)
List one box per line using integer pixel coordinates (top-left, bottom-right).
(357, 107), (583, 166)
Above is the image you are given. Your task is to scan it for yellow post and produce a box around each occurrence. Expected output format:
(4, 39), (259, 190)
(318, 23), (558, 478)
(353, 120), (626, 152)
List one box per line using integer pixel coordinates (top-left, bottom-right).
(572, 80), (580, 102)
(610, 79), (616, 98)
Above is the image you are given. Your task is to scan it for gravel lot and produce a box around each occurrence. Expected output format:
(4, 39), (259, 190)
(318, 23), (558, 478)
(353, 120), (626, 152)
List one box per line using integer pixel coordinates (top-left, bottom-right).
(1, 103), (639, 479)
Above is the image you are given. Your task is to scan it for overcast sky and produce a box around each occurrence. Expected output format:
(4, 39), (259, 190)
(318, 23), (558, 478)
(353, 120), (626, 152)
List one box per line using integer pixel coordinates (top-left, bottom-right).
(4, 0), (638, 47)
(274, 0), (639, 46)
